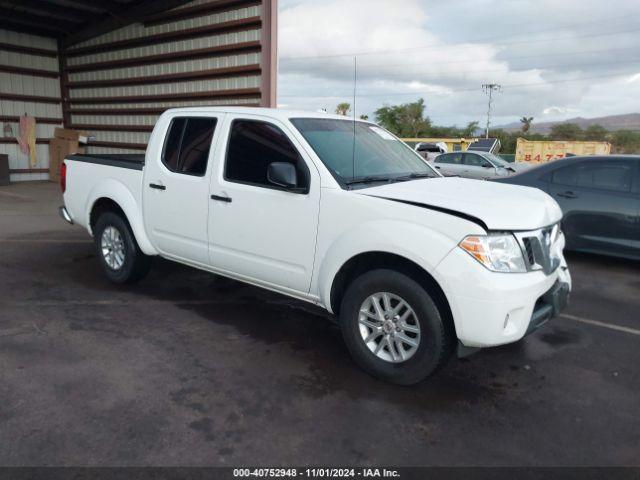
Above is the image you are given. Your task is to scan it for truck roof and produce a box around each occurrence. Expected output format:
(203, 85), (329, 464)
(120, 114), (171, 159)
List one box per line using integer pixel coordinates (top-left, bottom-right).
(161, 106), (364, 122)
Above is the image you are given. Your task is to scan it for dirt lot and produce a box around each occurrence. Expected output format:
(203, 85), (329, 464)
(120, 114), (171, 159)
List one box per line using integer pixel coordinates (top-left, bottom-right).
(1, 182), (638, 466)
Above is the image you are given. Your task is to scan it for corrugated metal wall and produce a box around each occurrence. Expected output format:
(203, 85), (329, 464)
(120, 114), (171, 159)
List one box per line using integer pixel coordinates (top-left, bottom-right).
(62, 0), (268, 155)
(0, 30), (62, 181)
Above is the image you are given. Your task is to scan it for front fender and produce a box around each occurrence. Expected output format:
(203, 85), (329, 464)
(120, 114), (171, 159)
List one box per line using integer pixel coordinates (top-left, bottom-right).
(86, 179), (158, 256)
(315, 219), (457, 313)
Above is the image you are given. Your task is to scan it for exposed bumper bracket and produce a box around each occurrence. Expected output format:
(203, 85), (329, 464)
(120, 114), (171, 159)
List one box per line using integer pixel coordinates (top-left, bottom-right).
(58, 206), (73, 225)
(525, 280), (570, 336)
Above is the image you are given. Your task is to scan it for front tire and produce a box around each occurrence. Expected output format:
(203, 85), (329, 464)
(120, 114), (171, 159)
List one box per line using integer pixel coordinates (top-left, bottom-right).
(339, 269), (453, 385)
(93, 211), (152, 284)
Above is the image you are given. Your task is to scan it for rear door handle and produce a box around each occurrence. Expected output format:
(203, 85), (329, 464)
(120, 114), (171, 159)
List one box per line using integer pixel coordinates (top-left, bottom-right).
(149, 183), (166, 190)
(434, 166), (441, 169)
(211, 194), (232, 203)
(557, 191), (578, 199)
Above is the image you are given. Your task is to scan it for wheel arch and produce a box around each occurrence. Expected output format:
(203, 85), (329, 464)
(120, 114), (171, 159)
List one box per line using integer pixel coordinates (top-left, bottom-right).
(86, 180), (157, 255)
(329, 251), (456, 338)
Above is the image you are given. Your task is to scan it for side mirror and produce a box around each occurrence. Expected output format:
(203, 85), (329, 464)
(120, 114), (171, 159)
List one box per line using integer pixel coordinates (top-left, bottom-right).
(267, 162), (298, 189)
(482, 163), (493, 168)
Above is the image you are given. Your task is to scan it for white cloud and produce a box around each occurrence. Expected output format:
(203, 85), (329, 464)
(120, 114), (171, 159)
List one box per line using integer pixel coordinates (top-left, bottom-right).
(626, 73), (640, 84)
(543, 106), (579, 116)
(278, 0), (640, 125)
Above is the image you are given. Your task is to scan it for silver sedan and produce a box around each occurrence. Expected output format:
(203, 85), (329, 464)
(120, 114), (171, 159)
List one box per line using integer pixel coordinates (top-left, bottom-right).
(429, 151), (532, 179)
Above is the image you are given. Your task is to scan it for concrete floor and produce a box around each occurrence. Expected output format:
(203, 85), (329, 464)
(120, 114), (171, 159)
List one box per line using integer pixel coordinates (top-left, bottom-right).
(0, 181), (638, 466)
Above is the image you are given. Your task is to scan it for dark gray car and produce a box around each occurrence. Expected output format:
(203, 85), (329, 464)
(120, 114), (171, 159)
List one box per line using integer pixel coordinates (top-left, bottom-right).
(493, 155), (640, 260)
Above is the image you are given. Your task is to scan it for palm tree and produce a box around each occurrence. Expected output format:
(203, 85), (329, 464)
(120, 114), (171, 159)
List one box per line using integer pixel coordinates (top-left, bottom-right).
(335, 103), (351, 116)
(520, 116), (534, 133)
(463, 121), (479, 137)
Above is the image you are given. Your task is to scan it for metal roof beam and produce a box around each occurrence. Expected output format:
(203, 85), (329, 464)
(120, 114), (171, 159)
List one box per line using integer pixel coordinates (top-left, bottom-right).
(0, 19), (62, 38)
(0, 6), (78, 32)
(43, 0), (124, 14)
(0, 0), (89, 22)
(64, 0), (194, 46)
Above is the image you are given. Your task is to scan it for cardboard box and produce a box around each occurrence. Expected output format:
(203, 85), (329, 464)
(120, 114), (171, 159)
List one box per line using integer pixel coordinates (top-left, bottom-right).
(53, 127), (91, 145)
(49, 138), (84, 182)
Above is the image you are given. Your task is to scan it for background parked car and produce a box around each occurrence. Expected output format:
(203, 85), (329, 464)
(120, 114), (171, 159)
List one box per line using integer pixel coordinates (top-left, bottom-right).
(493, 155), (640, 260)
(415, 142), (446, 162)
(430, 151), (532, 179)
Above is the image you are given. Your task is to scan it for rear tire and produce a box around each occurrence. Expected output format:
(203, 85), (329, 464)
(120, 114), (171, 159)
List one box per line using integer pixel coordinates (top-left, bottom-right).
(93, 211), (152, 284)
(339, 269), (453, 385)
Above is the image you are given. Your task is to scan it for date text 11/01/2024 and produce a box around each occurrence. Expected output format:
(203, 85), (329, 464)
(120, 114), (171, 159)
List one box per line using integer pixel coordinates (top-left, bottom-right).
(233, 468), (401, 477)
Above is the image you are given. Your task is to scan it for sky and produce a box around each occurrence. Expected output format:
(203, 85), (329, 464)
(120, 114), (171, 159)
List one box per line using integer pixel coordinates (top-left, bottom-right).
(276, 0), (640, 128)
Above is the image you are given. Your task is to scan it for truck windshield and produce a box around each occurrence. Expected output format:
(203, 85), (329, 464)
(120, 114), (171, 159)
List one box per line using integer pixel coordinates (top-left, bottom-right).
(290, 118), (439, 188)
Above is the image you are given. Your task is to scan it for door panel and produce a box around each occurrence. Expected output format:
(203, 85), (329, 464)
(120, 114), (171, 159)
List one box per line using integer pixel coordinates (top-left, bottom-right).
(632, 161), (640, 256)
(463, 153), (494, 179)
(208, 116), (320, 293)
(548, 160), (637, 256)
(143, 116), (220, 265)
(436, 152), (464, 176)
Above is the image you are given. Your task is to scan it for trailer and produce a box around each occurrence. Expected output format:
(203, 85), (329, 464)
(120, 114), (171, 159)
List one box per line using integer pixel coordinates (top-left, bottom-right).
(515, 138), (611, 163)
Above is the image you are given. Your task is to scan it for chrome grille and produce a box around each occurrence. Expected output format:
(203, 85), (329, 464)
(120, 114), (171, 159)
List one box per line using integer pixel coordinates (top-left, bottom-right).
(514, 224), (561, 275)
(523, 238), (536, 265)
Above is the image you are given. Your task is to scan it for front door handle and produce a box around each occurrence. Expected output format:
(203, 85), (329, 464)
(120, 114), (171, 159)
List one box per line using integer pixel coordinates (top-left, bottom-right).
(211, 194), (232, 203)
(434, 166), (441, 169)
(149, 183), (166, 190)
(557, 191), (578, 199)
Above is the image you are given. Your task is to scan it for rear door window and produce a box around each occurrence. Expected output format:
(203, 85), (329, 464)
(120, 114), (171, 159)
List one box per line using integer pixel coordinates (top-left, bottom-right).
(551, 165), (578, 186)
(440, 152), (463, 164)
(161, 117), (217, 176)
(577, 162), (632, 192)
(463, 153), (486, 167)
(162, 118), (186, 172)
(552, 161), (632, 192)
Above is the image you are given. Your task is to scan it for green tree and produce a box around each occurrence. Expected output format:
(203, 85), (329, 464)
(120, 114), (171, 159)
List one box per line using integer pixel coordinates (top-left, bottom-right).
(583, 124), (608, 141)
(462, 121), (479, 137)
(374, 99), (431, 138)
(520, 116), (534, 133)
(374, 104), (402, 134)
(549, 123), (583, 140)
(611, 130), (640, 154)
(489, 129), (518, 154)
(359, 114), (369, 121)
(335, 102), (351, 116)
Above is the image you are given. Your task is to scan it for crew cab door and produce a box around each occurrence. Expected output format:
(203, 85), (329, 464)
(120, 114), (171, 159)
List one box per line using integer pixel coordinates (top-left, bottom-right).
(462, 153), (495, 179)
(208, 115), (320, 293)
(433, 152), (464, 176)
(143, 115), (220, 265)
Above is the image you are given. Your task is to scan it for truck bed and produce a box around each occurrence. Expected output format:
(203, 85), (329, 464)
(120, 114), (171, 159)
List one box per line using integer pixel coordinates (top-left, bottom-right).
(66, 154), (145, 171)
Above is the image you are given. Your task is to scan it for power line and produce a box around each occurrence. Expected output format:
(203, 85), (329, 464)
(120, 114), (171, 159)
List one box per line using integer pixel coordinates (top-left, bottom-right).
(278, 70), (640, 99)
(282, 46), (640, 71)
(281, 24), (640, 61)
(313, 59), (640, 81)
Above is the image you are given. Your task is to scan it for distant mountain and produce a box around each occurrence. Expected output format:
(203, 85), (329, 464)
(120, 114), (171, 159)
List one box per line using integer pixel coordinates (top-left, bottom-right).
(497, 113), (640, 134)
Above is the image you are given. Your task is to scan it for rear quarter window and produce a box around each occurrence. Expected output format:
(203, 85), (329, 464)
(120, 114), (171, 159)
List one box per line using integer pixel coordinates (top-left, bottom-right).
(161, 117), (217, 176)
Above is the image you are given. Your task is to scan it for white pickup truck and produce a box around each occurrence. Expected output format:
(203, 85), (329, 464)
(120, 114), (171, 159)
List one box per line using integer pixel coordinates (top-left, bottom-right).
(59, 107), (571, 384)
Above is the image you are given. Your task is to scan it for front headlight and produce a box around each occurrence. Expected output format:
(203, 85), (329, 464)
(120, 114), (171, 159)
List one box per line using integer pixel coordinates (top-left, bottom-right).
(459, 234), (527, 273)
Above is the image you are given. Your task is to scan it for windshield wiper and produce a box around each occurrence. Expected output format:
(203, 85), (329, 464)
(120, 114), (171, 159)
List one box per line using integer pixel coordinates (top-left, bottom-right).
(344, 175), (393, 186)
(392, 173), (436, 182)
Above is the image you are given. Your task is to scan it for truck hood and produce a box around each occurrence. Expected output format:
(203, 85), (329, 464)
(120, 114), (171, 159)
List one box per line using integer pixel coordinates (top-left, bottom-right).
(356, 177), (562, 231)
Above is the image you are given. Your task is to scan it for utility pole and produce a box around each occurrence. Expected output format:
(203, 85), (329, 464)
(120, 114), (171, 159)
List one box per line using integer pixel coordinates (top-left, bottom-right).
(482, 83), (501, 139)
